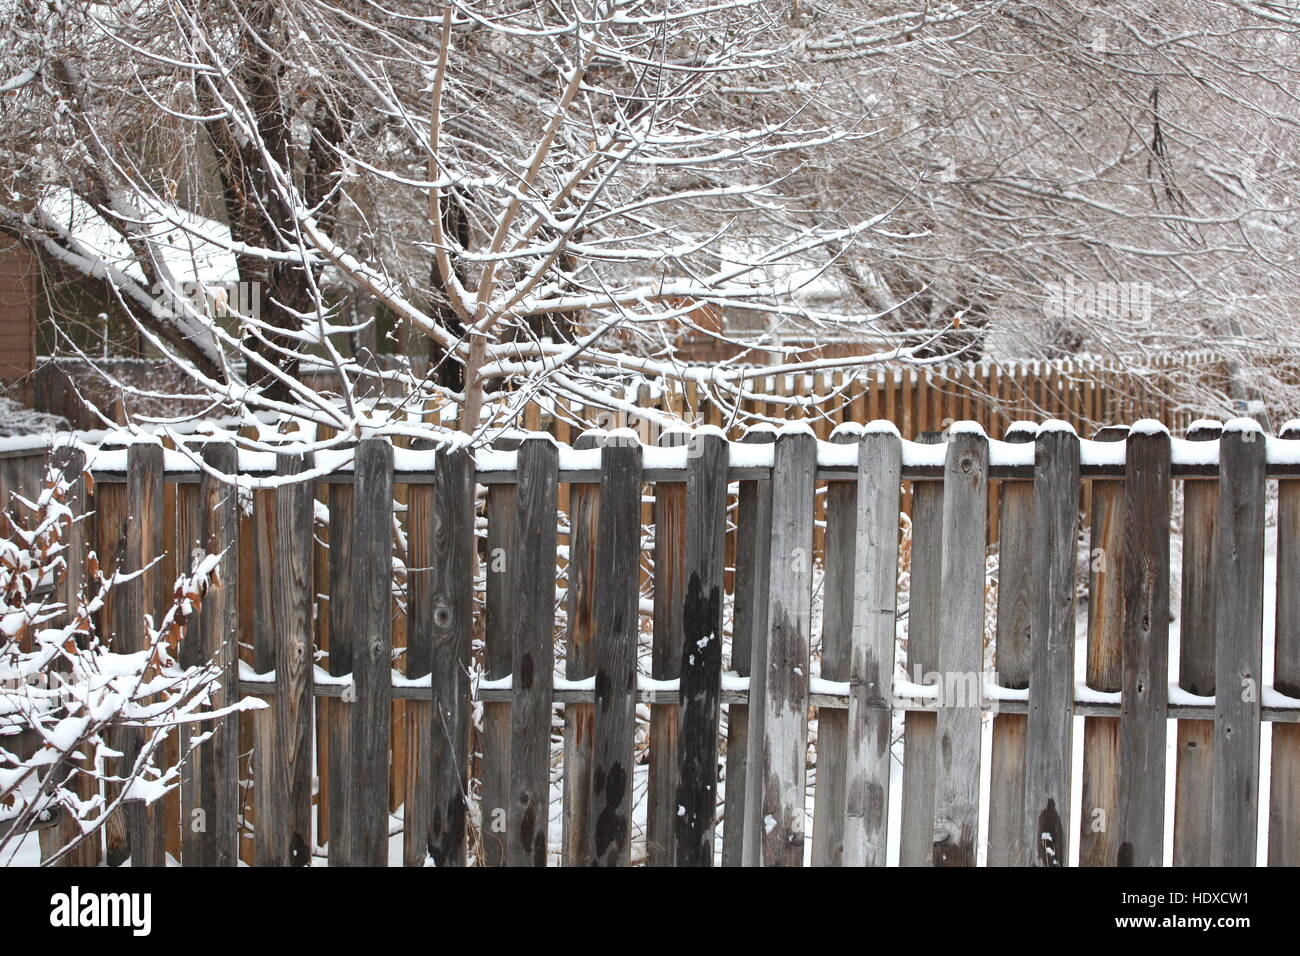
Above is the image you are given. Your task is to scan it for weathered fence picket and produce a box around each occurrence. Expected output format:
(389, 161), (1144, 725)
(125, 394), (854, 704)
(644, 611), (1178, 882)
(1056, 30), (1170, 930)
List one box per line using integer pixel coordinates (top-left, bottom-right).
(1117, 425), (1171, 867)
(1173, 421), (1220, 865)
(932, 429), (988, 867)
(841, 425), (901, 867)
(509, 437), (558, 867)
(1210, 424), (1265, 866)
(1272, 423), (1300, 866)
(674, 431), (728, 866)
(588, 441), (642, 866)
(987, 423), (1035, 866)
(1024, 424), (1079, 866)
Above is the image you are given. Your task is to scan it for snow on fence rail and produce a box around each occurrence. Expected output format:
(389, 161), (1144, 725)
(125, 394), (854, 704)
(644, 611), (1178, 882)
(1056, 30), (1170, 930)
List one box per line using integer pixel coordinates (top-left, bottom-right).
(7, 418), (1300, 866)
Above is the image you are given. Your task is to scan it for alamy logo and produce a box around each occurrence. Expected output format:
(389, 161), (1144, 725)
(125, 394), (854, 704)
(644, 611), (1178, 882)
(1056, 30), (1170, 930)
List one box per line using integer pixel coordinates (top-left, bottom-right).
(1043, 277), (1151, 324)
(49, 886), (152, 936)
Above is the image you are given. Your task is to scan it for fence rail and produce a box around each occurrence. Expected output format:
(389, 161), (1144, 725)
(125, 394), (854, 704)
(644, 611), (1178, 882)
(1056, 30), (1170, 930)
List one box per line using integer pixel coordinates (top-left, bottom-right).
(10, 418), (1300, 866)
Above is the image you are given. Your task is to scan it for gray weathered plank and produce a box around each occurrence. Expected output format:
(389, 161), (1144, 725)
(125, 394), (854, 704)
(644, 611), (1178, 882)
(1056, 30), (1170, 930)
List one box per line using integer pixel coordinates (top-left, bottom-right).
(347, 439), (392, 866)
(842, 427), (901, 867)
(178, 441), (240, 867)
(253, 451), (316, 867)
(509, 436), (558, 866)
(482, 456), (518, 866)
(811, 425), (859, 866)
(562, 432), (602, 866)
(587, 440), (643, 866)
(900, 430), (944, 867)
(931, 428), (988, 867)
(648, 430), (687, 865)
(1079, 425), (1127, 867)
(1210, 423), (1265, 866)
(1024, 425), (1079, 866)
(326, 478), (355, 864)
(987, 423), (1035, 866)
(674, 431), (728, 866)
(727, 428), (775, 867)
(1270, 422), (1300, 865)
(1116, 425), (1171, 867)
(1173, 421), (1221, 866)
(423, 445), (476, 865)
(759, 429), (816, 866)
(120, 443), (166, 866)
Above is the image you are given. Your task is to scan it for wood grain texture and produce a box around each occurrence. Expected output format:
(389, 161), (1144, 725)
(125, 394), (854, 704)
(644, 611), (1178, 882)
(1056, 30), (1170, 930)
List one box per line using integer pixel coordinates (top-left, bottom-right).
(177, 442), (240, 867)
(842, 429), (901, 867)
(674, 432), (728, 866)
(759, 430), (815, 867)
(1173, 422), (1220, 866)
(482, 469), (518, 866)
(404, 443), (476, 866)
(325, 479), (355, 864)
(562, 432), (602, 866)
(987, 426), (1035, 866)
(1271, 422), (1300, 865)
(1116, 427), (1171, 868)
(254, 451), (316, 867)
(1079, 425), (1127, 867)
(812, 429), (858, 866)
(648, 431), (687, 865)
(1024, 427), (1079, 866)
(120, 443), (166, 866)
(931, 430), (987, 867)
(1211, 427), (1265, 866)
(900, 431), (943, 867)
(587, 441), (643, 866)
(728, 429), (774, 867)
(509, 437), (558, 866)
(347, 440), (392, 866)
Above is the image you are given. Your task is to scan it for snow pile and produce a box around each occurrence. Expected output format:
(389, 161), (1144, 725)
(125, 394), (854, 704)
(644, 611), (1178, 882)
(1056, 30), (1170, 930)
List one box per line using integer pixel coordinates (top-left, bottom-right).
(0, 396), (69, 437)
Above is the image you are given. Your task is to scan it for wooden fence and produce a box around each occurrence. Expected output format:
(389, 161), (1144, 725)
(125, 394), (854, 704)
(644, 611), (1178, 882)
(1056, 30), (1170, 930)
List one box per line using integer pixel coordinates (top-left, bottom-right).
(12, 418), (1300, 867)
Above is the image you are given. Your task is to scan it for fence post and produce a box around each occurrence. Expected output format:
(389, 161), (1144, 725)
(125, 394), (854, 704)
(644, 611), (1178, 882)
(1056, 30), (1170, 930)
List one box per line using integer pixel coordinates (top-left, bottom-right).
(1079, 424), (1127, 866)
(932, 426), (988, 867)
(347, 439), (392, 866)
(987, 422), (1036, 866)
(325, 471), (355, 864)
(510, 436), (558, 866)
(482, 438), (520, 866)
(811, 423), (861, 867)
(422, 444), (476, 866)
(674, 430), (728, 866)
(842, 424), (902, 866)
(758, 427), (816, 866)
(900, 430), (944, 866)
(648, 430), (688, 866)
(728, 427), (775, 867)
(1270, 421), (1300, 865)
(587, 437), (642, 866)
(1117, 422), (1171, 867)
(120, 442), (166, 866)
(1210, 421), (1265, 866)
(1173, 420), (1222, 865)
(1024, 422), (1080, 866)
(179, 440), (240, 867)
(562, 432), (603, 866)
(254, 450), (316, 867)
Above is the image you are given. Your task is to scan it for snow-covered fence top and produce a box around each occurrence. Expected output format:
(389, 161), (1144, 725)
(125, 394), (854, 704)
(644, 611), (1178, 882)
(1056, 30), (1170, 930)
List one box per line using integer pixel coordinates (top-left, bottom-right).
(12, 416), (1300, 868)
(51, 416), (1300, 484)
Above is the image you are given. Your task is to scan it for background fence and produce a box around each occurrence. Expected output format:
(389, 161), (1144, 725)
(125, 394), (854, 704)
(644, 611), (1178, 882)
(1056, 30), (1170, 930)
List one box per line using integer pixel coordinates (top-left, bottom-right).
(9, 418), (1300, 866)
